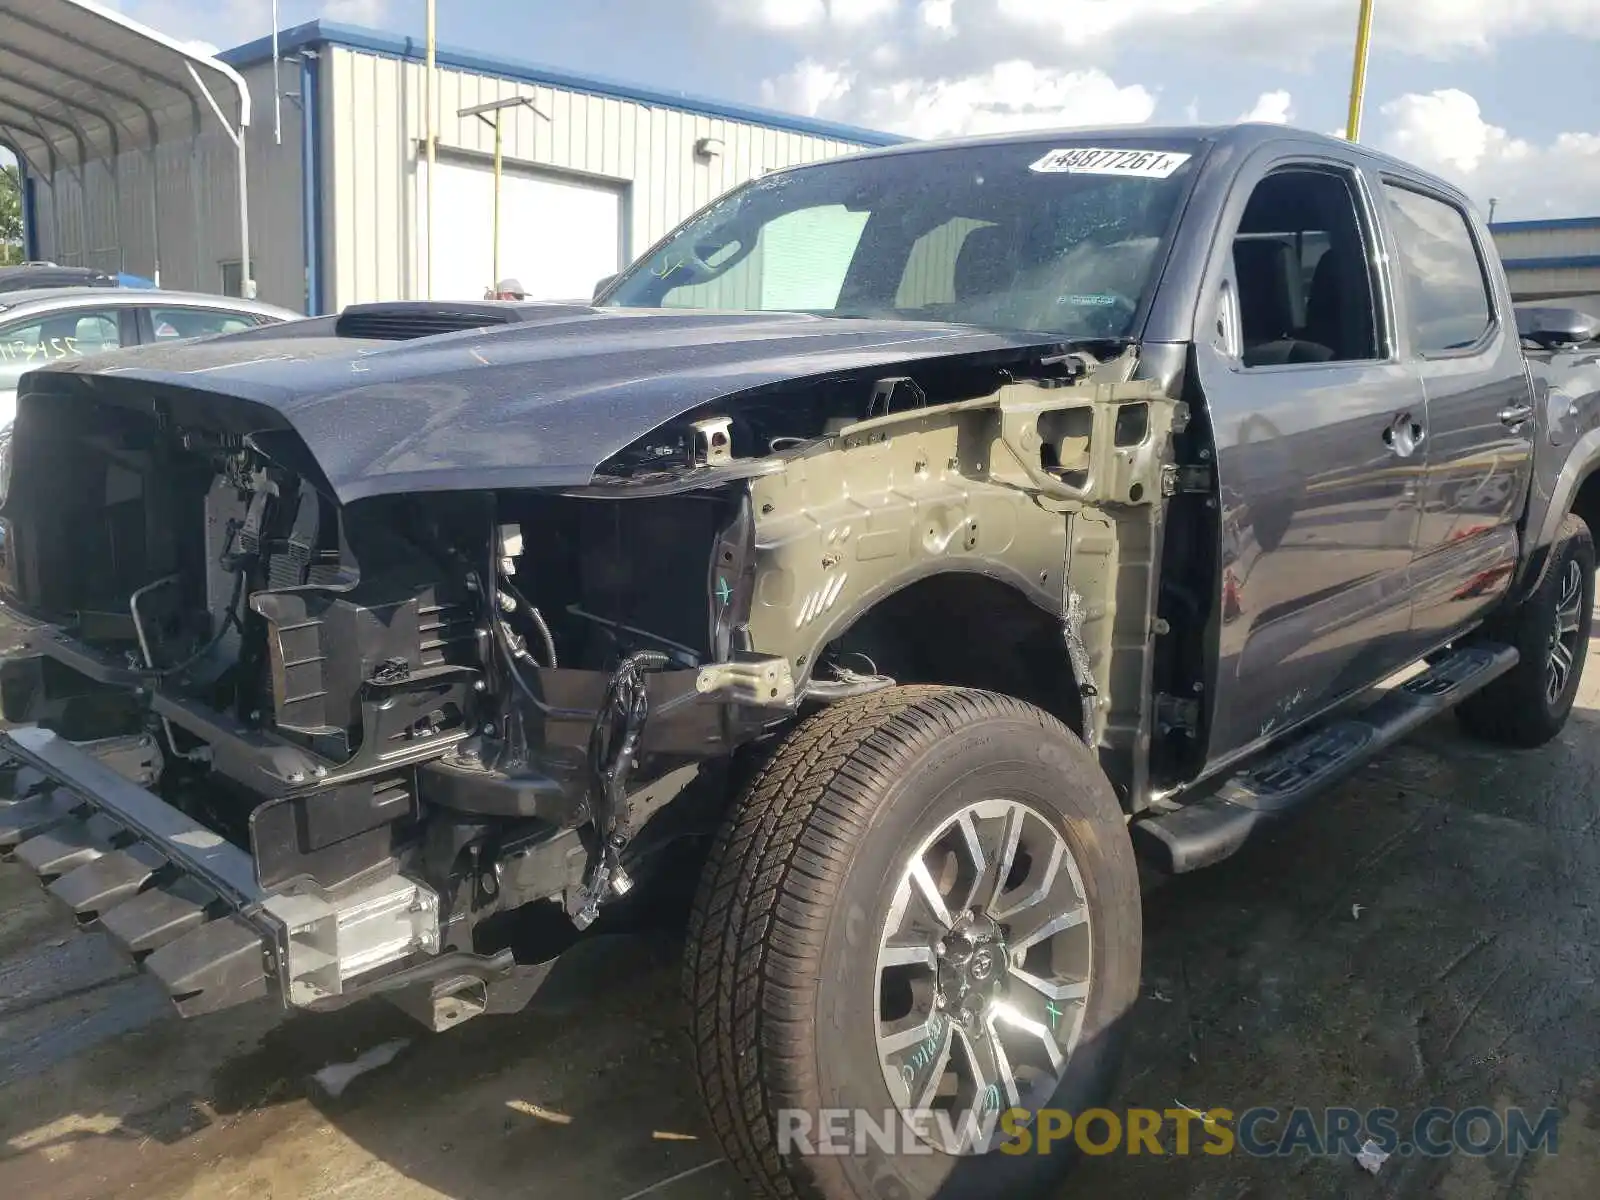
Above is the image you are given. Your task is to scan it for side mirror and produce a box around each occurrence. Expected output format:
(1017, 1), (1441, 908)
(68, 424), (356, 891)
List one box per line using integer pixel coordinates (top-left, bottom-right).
(1517, 305), (1600, 350)
(592, 274), (618, 303)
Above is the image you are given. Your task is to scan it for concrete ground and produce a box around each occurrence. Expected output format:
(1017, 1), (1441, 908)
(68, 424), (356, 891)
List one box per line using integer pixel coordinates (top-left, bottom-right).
(3, 641), (1599, 1200)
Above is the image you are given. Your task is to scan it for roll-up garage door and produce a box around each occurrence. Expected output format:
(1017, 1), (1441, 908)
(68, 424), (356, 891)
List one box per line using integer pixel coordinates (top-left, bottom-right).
(422, 156), (623, 302)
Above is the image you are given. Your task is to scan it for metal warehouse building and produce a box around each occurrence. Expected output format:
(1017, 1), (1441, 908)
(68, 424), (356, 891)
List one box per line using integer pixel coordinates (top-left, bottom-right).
(1490, 216), (1600, 309)
(15, 19), (899, 315)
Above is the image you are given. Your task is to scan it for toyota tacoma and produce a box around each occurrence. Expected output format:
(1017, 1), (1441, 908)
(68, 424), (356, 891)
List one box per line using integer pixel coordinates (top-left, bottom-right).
(2, 124), (1599, 1200)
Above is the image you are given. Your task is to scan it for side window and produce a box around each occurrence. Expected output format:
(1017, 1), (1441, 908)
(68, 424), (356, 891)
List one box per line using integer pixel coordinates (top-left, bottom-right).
(0, 309), (126, 389)
(149, 308), (258, 341)
(1230, 168), (1380, 368)
(1382, 184), (1494, 355)
(662, 205), (869, 312)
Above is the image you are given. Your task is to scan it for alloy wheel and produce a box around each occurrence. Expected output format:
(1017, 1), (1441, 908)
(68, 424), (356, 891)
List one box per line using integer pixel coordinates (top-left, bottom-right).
(1547, 557), (1585, 707)
(874, 798), (1093, 1154)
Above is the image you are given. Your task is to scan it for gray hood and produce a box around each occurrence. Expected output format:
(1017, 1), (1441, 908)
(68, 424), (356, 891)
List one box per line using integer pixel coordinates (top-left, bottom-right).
(20, 306), (1065, 503)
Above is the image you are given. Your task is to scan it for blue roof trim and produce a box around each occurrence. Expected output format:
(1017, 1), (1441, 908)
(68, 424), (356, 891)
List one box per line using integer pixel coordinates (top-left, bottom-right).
(1491, 216), (1600, 233)
(1502, 255), (1600, 272)
(222, 20), (905, 148)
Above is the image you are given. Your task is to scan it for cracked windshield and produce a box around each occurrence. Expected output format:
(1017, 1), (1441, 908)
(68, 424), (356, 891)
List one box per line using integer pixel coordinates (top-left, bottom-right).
(602, 141), (1201, 339)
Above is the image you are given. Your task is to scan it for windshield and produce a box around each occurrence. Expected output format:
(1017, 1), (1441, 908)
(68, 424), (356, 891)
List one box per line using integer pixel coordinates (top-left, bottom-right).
(601, 139), (1203, 339)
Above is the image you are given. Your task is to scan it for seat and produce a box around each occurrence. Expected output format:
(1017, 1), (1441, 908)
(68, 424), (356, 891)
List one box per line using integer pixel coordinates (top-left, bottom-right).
(1233, 239), (1333, 366)
(1302, 248), (1372, 360)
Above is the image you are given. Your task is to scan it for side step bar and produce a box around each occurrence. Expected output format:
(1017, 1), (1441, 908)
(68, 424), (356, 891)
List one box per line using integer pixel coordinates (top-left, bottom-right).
(1133, 643), (1517, 874)
(1, 724), (275, 1016)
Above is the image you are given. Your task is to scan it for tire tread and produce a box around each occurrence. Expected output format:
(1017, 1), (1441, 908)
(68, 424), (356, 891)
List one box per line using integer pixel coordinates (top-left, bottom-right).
(1457, 513), (1594, 748)
(683, 686), (1081, 1200)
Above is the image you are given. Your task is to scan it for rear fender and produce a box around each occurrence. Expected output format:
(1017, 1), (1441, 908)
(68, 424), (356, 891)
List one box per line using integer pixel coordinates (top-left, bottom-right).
(1514, 426), (1600, 603)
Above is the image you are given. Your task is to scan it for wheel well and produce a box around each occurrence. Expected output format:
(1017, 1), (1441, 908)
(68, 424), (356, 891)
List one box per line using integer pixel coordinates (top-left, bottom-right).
(816, 573), (1083, 735)
(1571, 470), (1600, 543)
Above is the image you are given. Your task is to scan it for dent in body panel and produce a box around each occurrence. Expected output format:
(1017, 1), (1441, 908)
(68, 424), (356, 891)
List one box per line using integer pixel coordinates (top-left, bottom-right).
(741, 373), (1184, 801)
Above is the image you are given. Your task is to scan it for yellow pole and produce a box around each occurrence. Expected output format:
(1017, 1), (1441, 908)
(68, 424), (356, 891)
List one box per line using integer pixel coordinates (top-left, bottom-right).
(425, 0), (436, 298)
(1345, 0), (1376, 141)
(492, 113), (503, 291)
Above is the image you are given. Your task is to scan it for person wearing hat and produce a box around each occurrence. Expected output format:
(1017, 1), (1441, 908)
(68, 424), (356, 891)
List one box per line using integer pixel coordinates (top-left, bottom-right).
(485, 278), (526, 300)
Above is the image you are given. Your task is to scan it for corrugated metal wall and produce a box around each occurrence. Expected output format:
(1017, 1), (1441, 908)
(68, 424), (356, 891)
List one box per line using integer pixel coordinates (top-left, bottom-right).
(27, 61), (306, 311)
(25, 48), (876, 315)
(325, 46), (872, 310)
(1493, 225), (1600, 261)
(1491, 223), (1600, 301)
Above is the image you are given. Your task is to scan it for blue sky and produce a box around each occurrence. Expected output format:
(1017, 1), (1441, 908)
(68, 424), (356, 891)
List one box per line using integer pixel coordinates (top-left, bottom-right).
(110, 0), (1600, 219)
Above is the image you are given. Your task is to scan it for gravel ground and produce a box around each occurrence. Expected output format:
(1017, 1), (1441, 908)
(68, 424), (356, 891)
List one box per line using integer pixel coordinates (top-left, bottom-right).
(2, 638), (1598, 1200)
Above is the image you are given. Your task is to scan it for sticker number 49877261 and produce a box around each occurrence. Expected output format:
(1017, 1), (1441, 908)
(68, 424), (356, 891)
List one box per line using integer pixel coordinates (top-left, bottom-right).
(1028, 147), (1192, 178)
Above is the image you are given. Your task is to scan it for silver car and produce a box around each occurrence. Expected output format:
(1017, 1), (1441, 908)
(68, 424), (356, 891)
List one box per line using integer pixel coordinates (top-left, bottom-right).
(0, 287), (300, 428)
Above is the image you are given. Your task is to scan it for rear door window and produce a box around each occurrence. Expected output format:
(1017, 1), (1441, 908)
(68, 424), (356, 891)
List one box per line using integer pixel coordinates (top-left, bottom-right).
(0, 308), (126, 389)
(1382, 184), (1495, 355)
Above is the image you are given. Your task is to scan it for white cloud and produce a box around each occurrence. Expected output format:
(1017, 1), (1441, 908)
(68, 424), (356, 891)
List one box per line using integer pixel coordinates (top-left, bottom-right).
(735, 0), (826, 28)
(990, 0), (1599, 59)
(829, 0), (900, 26)
(764, 58), (1155, 139)
(764, 60), (856, 116)
(324, 0), (393, 24)
(118, 0), (393, 51)
(1239, 90), (1294, 125)
(919, 0), (956, 31)
(1376, 89), (1600, 219)
(716, 0), (875, 30)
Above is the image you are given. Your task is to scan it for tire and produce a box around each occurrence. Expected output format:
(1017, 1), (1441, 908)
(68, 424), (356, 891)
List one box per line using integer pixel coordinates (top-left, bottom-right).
(1457, 513), (1595, 748)
(684, 685), (1142, 1200)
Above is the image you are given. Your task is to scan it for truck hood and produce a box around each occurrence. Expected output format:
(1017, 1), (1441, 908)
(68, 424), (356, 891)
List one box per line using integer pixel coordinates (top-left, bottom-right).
(19, 307), (1064, 504)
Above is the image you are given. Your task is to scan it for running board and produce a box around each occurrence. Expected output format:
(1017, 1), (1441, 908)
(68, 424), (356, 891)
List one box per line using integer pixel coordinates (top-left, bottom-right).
(1133, 643), (1518, 874)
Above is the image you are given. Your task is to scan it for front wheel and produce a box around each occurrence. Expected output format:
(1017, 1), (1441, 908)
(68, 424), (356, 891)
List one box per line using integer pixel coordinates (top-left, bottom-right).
(1457, 512), (1595, 748)
(684, 686), (1142, 1200)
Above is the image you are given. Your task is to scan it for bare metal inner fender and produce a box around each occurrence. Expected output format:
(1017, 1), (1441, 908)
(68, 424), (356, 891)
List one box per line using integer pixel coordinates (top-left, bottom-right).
(741, 373), (1185, 803)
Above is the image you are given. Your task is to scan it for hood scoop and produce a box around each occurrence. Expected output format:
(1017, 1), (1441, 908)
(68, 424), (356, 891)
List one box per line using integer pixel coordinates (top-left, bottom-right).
(334, 302), (529, 341)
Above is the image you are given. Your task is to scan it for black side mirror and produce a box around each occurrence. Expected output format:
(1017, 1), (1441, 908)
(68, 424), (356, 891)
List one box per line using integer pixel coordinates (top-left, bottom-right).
(592, 274), (618, 303)
(1517, 305), (1600, 350)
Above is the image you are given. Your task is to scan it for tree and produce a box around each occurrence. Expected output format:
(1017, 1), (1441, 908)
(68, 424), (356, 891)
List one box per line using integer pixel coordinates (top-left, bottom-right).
(1, 164), (23, 266)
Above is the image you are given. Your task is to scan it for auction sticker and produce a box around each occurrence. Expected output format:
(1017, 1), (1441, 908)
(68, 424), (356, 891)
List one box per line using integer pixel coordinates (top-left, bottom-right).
(1029, 147), (1192, 178)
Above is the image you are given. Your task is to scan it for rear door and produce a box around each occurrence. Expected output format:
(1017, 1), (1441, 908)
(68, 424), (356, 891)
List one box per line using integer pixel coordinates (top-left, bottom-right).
(1377, 181), (1534, 644)
(1194, 154), (1428, 762)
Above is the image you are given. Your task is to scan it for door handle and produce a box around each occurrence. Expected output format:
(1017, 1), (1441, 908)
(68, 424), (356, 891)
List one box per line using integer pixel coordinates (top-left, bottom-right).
(1383, 414), (1425, 458)
(1498, 403), (1534, 427)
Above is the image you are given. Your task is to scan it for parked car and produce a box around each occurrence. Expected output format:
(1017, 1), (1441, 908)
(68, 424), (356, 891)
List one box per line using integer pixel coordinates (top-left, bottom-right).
(0, 263), (118, 293)
(3, 125), (1600, 1200)
(0, 287), (300, 427)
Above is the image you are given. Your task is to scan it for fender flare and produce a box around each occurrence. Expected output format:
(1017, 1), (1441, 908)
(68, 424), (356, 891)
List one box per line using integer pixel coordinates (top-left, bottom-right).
(1519, 426), (1600, 600)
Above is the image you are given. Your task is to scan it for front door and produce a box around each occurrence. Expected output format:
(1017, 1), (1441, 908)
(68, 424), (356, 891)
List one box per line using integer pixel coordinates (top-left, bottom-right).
(1378, 181), (1535, 645)
(1195, 160), (1426, 762)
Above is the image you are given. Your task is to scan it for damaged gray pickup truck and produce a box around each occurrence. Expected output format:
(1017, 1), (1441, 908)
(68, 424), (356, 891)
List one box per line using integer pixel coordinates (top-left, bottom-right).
(3, 124), (1599, 1199)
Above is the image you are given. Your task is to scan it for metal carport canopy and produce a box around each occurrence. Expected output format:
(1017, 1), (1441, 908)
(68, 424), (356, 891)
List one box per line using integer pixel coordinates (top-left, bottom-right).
(0, 0), (254, 293)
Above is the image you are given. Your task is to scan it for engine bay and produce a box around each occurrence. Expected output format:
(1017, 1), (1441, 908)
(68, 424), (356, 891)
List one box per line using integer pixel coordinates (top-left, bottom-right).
(0, 344), (1192, 1012)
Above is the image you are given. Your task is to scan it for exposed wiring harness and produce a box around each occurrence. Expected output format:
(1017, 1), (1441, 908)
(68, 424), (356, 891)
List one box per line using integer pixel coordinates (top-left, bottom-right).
(499, 577), (558, 669)
(572, 648), (670, 928)
(128, 522), (248, 681)
(156, 567), (246, 679)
